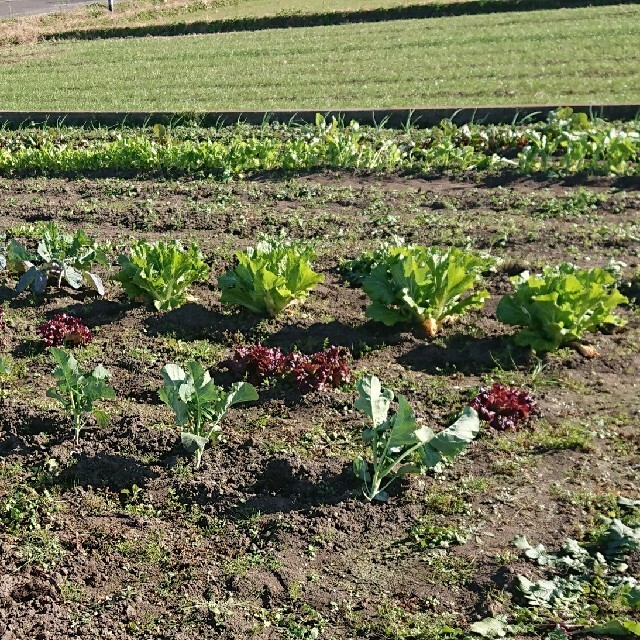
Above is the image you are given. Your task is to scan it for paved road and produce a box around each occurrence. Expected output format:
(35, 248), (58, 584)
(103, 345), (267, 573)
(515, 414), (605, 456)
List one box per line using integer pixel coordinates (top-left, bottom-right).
(0, 0), (99, 19)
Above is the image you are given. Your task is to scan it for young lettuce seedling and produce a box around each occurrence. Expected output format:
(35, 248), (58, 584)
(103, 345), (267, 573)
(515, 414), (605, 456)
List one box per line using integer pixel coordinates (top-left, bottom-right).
(47, 347), (116, 444)
(362, 246), (493, 337)
(158, 361), (258, 469)
(353, 375), (480, 502)
(218, 235), (323, 317)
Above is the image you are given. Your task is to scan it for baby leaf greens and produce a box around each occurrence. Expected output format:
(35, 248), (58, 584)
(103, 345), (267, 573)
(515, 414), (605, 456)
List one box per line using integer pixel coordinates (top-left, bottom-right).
(497, 263), (628, 353)
(218, 236), (323, 316)
(114, 240), (209, 311)
(353, 375), (479, 501)
(47, 347), (115, 444)
(362, 246), (493, 336)
(158, 361), (258, 469)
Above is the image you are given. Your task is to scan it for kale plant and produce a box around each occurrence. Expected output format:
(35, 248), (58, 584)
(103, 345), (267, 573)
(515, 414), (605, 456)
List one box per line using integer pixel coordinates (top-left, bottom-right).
(158, 361), (258, 468)
(514, 513), (640, 623)
(47, 347), (116, 443)
(353, 375), (480, 501)
(4, 223), (107, 296)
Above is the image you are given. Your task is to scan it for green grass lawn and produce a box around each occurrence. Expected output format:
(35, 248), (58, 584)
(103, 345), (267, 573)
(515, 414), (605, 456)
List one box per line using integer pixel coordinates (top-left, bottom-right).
(0, 0), (482, 46)
(1, 4), (639, 110)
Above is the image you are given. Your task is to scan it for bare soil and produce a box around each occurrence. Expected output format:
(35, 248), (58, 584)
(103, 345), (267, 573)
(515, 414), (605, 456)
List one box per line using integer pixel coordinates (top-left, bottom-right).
(0, 172), (638, 639)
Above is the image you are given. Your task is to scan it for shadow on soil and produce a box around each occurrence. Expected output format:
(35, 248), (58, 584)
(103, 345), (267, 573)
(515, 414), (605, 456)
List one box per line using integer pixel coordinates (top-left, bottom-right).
(268, 319), (397, 354)
(44, 0), (637, 42)
(64, 298), (132, 328)
(60, 452), (159, 490)
(399, 334), (532, 375)
(144, 303), (263, 341)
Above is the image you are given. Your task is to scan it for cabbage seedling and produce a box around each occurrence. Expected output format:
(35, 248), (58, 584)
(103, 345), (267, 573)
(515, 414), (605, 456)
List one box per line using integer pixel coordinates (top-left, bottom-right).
(159, 361), (258, 468)
(47, 347), (115, 444)
(353, 375), (479, 501)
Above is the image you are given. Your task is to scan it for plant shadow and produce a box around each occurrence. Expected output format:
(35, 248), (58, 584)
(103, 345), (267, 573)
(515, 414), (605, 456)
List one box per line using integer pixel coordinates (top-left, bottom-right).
(58, 453), (159, 491)
(267, 319), (398, 354)
(63, 298), (131, 329)
(398, 334), (532, 375)
(144, 303), (263, 341)
(230, 456), (357, 516)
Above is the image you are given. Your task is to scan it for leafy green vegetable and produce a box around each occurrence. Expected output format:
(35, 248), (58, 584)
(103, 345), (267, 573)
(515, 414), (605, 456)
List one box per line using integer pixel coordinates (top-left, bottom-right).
(339, 235), (408, 286)
(353, 375), (479, 501)
(114, 240), (209, 311)
(4, 222), (107, 296)
(158, 361), (258, 468)
(218, 236), (323, 317)
(515, 518), (640, 619)
(361, 246), (493, 336)
(0, 354), (12, 406)
(469, 618), (508, 638)
(497, 263), (628, 352)
(46, 347), (116, 444)
(587, 620), (640, 638)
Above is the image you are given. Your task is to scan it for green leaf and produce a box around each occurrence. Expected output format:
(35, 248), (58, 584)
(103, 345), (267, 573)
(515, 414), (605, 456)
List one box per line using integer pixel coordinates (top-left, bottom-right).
(354, 375), (393, 428)
(219, 238), (322, 316)
(362, 246), (493, 333)
(63, 265), (83, 289)
(387, 394), (430, 449)
(160, 361), (259, 462)
(419, 407), (480, 468)
(469, 618), (508, 638)
(354, 377), (478, 502)
(46, 348), (115, 442)
(224, 381), (259, 408)
(83, 271), (105, 295)
(114, 240), (209, 311)
(352, 456), (371, 483)
(498, 263), (628, 351)
(93, 409), (110, 428)
(546, 629), (569, 640)
(587, 620), (640, 637)
(181, 432), (209, 454)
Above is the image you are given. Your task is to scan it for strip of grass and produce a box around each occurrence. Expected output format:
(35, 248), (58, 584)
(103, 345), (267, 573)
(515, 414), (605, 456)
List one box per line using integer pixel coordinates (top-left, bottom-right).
(1, 5), (639, 110)
(0, 0), (475, 45)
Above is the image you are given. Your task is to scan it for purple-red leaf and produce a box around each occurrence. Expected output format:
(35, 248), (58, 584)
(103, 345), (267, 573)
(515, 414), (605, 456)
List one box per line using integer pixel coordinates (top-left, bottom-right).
(469, 382), (535, 431)
(36, 313), (93, 349)
(220, 344), (351, 392)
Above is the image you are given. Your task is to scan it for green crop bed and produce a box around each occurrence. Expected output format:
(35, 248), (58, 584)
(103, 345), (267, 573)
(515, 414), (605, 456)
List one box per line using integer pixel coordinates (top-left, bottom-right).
(1, 4), (638, 110)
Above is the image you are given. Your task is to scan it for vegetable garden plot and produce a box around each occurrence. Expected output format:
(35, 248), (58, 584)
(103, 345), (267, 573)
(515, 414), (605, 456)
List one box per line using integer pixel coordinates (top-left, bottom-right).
(0, 170), (638, 640)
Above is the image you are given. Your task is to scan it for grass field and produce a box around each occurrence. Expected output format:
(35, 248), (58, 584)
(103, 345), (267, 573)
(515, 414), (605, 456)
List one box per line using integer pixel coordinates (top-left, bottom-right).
(0, 0), (478, 45)
(1, 4), (639, 110)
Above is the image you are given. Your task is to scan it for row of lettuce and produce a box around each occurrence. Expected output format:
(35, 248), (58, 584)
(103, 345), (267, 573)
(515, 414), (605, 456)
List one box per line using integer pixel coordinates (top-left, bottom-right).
(1, 225), (638, 634)
(0, 221), (629, 489)
(0, 109), (638, 176)
(0, 222), (629, 353)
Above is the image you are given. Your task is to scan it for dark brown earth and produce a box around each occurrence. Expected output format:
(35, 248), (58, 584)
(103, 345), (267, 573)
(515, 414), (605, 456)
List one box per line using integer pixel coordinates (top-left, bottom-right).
(0, 172), (638, 639)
